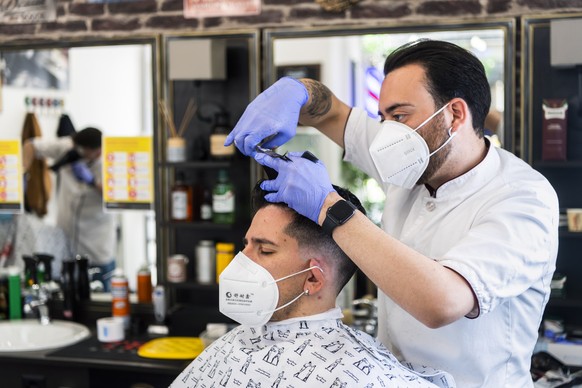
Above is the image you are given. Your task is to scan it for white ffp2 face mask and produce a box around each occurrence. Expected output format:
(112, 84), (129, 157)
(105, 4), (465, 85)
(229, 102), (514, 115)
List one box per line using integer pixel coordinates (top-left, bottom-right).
(369, 103), (455, 189)
(219, 251), (322, 327)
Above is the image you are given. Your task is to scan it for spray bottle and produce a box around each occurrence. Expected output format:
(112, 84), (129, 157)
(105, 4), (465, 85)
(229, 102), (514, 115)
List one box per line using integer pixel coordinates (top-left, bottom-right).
(111, 269), (130, 330)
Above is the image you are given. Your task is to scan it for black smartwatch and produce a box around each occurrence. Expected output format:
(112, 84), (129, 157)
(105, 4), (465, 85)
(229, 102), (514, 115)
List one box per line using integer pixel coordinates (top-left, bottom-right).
(322, 200), (357, 236)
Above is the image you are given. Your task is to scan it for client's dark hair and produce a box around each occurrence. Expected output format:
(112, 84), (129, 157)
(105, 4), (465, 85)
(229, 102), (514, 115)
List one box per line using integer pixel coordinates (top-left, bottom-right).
(251, 182), (366, 295)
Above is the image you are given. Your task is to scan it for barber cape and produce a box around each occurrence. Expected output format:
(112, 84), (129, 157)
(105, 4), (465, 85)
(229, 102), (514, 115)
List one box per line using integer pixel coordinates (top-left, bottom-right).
(170, 308), (455, 388)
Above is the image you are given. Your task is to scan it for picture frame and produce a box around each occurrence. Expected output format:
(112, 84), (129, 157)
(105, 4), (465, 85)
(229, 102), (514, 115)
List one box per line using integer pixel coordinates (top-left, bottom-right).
(276, 64), (321, 81)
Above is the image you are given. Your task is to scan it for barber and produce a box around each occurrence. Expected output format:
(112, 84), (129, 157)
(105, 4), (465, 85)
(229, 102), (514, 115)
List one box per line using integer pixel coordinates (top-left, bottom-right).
(23, 127), (116, 291)
(226, 40), (559, 387)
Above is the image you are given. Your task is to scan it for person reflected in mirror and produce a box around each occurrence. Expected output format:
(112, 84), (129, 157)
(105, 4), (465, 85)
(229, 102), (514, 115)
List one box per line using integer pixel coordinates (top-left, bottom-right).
(23, 127), (116, 291)
(484, 108), (502, 148)
(225, 39), (559, 387)
(170, 183), (455, 388)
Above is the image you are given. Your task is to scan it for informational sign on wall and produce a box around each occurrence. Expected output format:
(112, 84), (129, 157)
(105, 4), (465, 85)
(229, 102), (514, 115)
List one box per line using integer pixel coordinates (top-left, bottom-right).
(102, 136), (153, 211)
(0, 0), (57, 24)
(0, 140), (23, 212)
(183, 0), (260, 19)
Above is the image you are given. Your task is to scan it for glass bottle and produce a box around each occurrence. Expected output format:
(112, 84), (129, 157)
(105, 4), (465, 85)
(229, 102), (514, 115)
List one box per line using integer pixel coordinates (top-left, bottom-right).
(76, 254), (91, 301)
(137, 264), (152, 303)
(170, 172), (192, 222)
(212, 169), (235, 224)
(200, 187), (213, 222)
(215, 242), (235, 283)
(209, 112), (235, 159)
(61, 260), (78, 321)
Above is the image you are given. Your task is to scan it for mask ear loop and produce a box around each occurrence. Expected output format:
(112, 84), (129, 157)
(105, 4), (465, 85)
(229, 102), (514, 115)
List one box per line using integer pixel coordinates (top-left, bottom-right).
(429, 126), (456, 157)
(257, 266), (322, 317)
(413, 102), (450, 133)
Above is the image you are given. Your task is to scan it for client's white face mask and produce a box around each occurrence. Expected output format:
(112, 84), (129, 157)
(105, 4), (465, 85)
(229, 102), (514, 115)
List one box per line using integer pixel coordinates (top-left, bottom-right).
(219, 251), (322, 327)
(369, 103), (455, 189)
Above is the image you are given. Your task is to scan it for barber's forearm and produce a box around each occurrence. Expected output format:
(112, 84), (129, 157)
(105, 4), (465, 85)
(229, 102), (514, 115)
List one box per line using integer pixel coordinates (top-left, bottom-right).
(298, 79), (351, 148)
(320, 194), (476, 328)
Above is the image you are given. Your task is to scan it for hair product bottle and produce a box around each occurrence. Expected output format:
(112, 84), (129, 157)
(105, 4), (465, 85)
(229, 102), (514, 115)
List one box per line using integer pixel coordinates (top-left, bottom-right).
(212, 169), (235, 224)
(111, 269), (130, 330)
(209, 112), (235, 159)
(137, 265), (152, 303)
(170, 172), (192, 222)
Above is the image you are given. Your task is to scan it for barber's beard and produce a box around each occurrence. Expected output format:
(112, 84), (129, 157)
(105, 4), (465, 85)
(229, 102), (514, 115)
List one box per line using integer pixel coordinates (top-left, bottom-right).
(417, 113), (452, 186)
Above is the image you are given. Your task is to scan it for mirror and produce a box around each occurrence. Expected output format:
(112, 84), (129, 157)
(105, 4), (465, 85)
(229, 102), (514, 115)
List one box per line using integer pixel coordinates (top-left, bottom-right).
(264, 20), (515, 223)
(0, 37), (159, 294)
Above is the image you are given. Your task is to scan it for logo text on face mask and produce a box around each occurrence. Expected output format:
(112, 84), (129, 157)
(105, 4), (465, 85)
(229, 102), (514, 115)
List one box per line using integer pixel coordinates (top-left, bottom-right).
(404, 147), (415, 156)
(224, 291), (255, 306)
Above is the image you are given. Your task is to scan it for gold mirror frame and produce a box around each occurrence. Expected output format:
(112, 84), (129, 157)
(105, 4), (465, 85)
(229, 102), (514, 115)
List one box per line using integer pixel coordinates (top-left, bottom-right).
(263, 19), (517, 153)
(521, 13), (582, 164)
(158, 29), (261, 287)
(0, 35), (161, 302)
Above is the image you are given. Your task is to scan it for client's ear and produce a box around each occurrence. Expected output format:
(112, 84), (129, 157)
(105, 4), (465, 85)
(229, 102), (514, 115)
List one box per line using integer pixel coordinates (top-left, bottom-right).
(303, 259), (325, 296)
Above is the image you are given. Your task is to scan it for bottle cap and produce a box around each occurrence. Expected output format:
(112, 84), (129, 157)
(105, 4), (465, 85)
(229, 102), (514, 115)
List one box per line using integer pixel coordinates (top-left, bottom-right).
(216, 242), (235, 252)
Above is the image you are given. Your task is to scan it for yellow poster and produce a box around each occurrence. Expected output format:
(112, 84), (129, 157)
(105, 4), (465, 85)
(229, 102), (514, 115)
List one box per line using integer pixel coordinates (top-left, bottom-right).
(0, 140), (23, 212)
(102, 136), (153, 210)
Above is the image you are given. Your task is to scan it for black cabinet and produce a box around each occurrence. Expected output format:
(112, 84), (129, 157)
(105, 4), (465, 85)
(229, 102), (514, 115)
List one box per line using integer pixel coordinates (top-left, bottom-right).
(156, 31), (261, 309)
(522, 16), (582, 326)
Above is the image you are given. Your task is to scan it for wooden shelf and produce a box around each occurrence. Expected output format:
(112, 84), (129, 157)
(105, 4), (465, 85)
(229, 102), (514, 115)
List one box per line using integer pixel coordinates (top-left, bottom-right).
(161, 221), (234, 230)
(533, 161), (582, 169)
(166, 281), (218, 290)
(157, 160), (231, 169)
(560, 230), (582, 238)
(547, 297), (582, 309)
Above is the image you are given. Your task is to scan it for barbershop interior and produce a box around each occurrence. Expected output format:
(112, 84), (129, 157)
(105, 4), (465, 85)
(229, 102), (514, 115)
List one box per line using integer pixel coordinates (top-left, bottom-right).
(1, 1), (582, 387)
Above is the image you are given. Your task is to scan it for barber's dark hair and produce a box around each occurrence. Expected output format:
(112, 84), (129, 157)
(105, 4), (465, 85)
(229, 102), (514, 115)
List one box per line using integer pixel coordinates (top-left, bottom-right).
(252, 183), (366, 295)
(383, 39), (491, 137)
(73, 127), (102, 149)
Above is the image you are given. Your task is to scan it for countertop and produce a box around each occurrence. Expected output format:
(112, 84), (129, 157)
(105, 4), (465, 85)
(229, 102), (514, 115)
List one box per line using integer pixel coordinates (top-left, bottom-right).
(0, 334), (190, 374)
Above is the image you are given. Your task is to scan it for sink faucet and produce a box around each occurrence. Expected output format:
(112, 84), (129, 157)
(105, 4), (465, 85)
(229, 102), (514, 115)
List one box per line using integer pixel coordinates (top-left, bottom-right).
(24, 284), (51, 325)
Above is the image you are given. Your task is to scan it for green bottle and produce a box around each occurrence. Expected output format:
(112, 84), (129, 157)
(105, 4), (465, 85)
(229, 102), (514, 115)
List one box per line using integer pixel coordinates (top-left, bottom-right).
(8, 267), (22, 320)
(212, 169), (235, 224)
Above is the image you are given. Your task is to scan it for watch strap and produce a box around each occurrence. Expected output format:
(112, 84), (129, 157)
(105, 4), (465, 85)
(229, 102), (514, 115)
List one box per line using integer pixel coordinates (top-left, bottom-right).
(322, 200), (356, 236)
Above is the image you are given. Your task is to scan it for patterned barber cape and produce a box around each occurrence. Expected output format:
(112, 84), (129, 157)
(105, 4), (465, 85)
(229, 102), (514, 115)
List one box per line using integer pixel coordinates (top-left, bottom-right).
(170, 308), (455, 388)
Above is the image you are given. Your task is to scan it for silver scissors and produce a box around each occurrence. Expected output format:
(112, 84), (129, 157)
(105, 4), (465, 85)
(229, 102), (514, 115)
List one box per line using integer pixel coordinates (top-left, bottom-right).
(255, 135), (292, 161)
(255, 145), (292, 162)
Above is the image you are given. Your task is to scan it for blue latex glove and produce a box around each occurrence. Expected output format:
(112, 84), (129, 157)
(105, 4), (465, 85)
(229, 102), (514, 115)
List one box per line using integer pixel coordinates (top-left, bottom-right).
(255, 151), (335, 224)
(225, 77), (309, 156)
(71, 161), (95, 185)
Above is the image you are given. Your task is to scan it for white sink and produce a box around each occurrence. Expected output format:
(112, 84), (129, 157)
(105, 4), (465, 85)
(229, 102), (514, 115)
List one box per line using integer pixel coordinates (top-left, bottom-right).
(0, 319), (91, 352)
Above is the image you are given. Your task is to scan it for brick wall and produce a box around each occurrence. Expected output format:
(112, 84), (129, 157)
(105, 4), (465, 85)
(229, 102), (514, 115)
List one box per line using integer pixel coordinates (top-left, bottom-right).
(1, 0), (582, 42)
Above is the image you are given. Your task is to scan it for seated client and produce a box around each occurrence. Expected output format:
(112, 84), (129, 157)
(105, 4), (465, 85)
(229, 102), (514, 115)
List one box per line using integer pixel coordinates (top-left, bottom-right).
(170, 183), (455, 388)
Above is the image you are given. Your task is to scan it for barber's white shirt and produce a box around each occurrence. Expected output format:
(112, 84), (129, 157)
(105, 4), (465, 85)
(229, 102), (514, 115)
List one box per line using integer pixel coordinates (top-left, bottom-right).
(344, 108), (559, 387)
(32, 137), (115, 266)
(170, 308), (455, 387)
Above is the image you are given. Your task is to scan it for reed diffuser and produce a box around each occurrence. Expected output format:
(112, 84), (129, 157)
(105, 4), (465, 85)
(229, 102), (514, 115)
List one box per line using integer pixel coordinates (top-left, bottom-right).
(159, 99), (197, 162)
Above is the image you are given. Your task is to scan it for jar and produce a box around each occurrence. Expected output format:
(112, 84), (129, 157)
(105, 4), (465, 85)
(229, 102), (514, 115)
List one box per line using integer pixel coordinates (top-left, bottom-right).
(215, 242), (235, 283)
(167, 254), (189, 283)
(167, 137), (186, 162)
(195, 240), (215, 284)
(209, 113), (235, 159)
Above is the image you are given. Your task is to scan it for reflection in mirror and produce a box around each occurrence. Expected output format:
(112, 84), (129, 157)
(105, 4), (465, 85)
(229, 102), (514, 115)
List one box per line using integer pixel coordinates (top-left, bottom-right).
(266, 23), (514, 224)
(265, 23), (514, 306)
(0, 40), (157, 294)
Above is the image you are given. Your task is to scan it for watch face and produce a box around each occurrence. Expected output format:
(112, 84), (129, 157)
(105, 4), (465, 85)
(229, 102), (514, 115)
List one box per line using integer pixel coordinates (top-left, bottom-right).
(330, 200), (356, 221)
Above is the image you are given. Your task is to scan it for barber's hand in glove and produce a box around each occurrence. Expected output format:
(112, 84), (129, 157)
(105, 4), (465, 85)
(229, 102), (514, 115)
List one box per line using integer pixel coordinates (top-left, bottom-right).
(225, 77), (309, 156)
(71, 162), (95, 186)
(255, 151), (335, 224)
